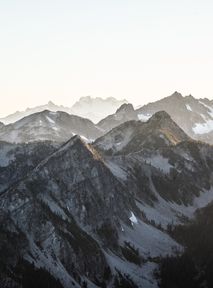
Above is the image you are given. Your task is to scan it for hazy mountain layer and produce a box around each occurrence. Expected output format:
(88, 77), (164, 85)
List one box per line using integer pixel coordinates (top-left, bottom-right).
(0, 96), (127, 125)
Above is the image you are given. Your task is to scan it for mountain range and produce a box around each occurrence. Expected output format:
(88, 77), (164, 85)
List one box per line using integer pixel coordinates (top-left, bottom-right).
(97, 92), (213, 144)
(1, 107), (213, 287)
(1, 92), (213, 146)
(1, 92), (213, 287)
(0, 96), (127, 125)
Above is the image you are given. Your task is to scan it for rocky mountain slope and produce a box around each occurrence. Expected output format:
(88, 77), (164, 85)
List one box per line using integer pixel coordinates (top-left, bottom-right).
(95, 111), (189, 154)
(1, 111), (213, 287)
(0, 110), (102, 143)
(0, 140), (58, 193)
(98, 103), (138, 132)
(97, 92), (213, 144)
(95, 112), (213, 208)
(137, 92), (213, 144)
(0, 136), (143, 288)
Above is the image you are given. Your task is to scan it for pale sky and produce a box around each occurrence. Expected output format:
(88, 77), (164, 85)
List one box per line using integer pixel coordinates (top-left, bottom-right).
(0, 0), (213, 117)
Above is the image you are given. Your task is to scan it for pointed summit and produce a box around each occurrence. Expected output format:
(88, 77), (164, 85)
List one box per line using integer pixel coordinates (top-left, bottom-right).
(35, 133), (103, 172)
(148, 110), (172, 122)
(116, 103), (134, 114)
(47, 100), (56, 107)
(48, 100), (54, 105)
(98, 103), (137, 131)
(170, 91), (183, 98)
(145, 110), (189, 144)
(61, 134), (84, 149)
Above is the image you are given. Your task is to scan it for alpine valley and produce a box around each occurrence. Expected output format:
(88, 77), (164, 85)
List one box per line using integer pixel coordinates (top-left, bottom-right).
(1, 93), (213, 288)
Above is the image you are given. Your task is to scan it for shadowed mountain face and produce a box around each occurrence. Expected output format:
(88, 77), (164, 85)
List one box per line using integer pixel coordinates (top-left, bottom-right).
(1, 110), (213, 288)
(0, 140), (58, 193)
(97, 92), (213, 144)
(158, 202), (213, 288)
(0, 136), (139, 288)
(0, 110), (102, 143)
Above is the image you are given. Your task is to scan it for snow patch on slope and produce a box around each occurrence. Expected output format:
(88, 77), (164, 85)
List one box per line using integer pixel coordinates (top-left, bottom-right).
(137, 187), (213, 228)
(46, 115), (55, 124)
(192, 119), (213, 134)
(129, 211), (138, 225)
(186, 104), (192, 111)
(26, 239), (79, 288)
(121, 220), (181, 258)
(105, 160), (127, 180)
(192, 101), (213, 134)
(39, 195), (68, 221)
(0, 145), (15, 167)
(199, 101), (213, 117)
(145, 154), (173, 174)
(105, 252), (158, 288)
(138, 113), (152, 122)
